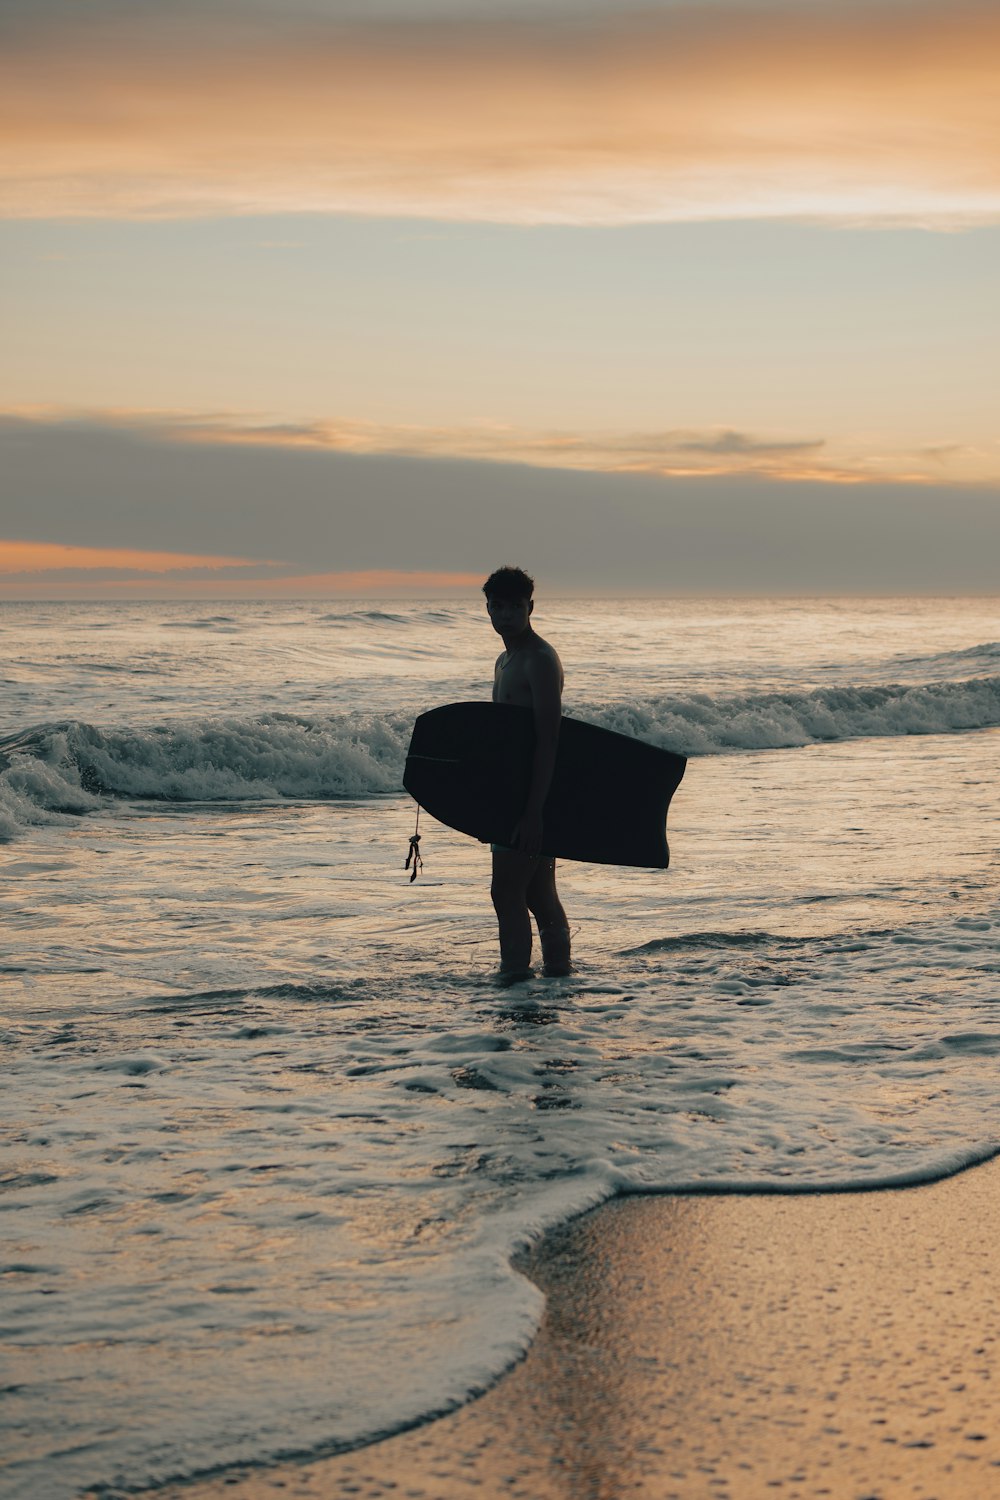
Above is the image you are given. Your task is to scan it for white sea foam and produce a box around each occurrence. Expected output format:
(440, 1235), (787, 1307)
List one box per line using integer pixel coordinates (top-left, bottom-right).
(0, 742), (103, 839)
(0, 713), (410, 836)
(587, 674), (1000, 755)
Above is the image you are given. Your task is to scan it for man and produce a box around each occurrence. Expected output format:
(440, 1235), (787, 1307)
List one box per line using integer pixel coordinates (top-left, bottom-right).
(483, 565), (572, 979)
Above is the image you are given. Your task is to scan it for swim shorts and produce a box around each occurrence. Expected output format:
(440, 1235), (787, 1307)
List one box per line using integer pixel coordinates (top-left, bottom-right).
(491, 842), (554, 865)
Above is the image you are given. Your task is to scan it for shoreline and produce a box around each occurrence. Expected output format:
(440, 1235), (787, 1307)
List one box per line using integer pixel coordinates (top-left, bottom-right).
(147, 1156), (1000, 1500)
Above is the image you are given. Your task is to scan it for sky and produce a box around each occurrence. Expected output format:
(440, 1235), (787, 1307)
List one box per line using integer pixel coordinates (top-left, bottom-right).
(1, 0), (998, 596)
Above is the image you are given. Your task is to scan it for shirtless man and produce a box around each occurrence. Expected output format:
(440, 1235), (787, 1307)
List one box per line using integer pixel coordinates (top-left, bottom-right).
(483, 565), (571, 979)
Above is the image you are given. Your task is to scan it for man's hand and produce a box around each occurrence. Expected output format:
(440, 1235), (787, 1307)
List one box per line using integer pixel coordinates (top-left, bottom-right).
(511, 808), (544, 857)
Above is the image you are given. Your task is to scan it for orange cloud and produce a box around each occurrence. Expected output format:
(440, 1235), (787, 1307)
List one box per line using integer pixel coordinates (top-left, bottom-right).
(0, 539), (267, 573)
(0, 552), (484, 600)
(2, 3), (999, 224)
(222, 570), (484, 596)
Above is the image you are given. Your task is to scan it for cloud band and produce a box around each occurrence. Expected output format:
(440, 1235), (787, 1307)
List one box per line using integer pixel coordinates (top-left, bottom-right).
(2, 2), (999, 224)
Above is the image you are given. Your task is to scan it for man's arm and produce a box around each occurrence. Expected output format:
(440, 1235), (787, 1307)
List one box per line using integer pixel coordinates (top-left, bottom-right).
(511, 650), (562, 855)
(491, 652), (504, 704)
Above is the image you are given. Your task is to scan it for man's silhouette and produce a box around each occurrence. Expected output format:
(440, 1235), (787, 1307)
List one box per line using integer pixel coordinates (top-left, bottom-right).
(483, 566), (571, 979)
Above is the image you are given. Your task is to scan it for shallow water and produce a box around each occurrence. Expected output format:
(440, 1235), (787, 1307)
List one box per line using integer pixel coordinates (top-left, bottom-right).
(1, 597), (998, 1498)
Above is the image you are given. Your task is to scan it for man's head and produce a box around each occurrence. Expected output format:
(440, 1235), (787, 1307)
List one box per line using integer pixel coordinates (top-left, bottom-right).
(483, 565), (534, 640)
(482, 565), (534, 604)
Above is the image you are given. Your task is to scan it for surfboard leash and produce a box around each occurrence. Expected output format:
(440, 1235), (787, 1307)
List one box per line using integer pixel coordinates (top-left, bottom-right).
(405, 805), (423, 882)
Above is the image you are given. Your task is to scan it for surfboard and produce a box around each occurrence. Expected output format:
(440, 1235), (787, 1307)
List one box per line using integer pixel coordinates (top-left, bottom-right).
(403, 702), (686, 868)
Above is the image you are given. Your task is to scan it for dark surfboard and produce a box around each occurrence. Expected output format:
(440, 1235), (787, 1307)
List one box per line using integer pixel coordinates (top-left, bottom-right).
(403, 702), (686, 869)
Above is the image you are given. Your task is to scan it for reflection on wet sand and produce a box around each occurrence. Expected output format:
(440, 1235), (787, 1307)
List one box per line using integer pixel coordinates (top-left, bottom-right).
(161, 1158), (1000, 1499)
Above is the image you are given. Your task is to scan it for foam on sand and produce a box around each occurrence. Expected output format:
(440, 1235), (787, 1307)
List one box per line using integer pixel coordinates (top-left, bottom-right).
(155, 1157), (1000, 1499)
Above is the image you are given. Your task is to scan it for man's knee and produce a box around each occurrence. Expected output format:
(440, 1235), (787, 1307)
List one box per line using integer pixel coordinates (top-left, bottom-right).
(527, 887), (566, 928)
(491, 853), (533, 906)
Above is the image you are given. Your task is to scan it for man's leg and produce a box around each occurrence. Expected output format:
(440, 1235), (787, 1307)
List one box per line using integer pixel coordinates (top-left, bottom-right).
(526, 859), (571, 975)
(491, 848), (538, 974)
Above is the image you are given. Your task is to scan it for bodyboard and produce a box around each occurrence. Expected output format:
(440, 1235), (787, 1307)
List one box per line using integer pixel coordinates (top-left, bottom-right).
(403, 701), (686, 869)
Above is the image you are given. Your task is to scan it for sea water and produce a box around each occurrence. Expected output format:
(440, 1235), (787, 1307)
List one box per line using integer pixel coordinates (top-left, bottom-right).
(1, 596), (998, 1499)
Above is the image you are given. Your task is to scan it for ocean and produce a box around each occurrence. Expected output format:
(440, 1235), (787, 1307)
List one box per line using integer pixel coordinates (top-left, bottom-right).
(2, 595), (998, 1499)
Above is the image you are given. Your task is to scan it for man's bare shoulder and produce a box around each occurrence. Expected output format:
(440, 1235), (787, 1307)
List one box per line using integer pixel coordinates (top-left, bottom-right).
(526, 634), (562, 667)
(523, 635), (564, 692)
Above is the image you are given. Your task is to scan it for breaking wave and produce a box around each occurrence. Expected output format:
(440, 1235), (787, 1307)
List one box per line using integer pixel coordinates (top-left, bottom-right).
(0, 713), (409, 840)
(586, 675), (1000, 756)
(1, 675), (997, 839)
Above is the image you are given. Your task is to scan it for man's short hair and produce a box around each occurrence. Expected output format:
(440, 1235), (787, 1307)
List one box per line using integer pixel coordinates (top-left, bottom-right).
(482, 565), (535, 602)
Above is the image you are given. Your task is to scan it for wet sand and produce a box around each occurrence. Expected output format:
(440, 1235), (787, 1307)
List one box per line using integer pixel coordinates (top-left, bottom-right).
(152, 1158), (1000, 1500)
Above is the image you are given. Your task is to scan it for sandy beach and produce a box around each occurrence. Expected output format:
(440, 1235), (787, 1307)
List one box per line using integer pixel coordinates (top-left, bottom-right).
(148, 1156), (1000, 1500)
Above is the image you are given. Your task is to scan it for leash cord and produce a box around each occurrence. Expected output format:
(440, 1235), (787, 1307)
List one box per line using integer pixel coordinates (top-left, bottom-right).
(404, 805), (423, 882)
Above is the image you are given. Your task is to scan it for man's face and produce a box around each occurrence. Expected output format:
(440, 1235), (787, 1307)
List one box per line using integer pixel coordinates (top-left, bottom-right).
(486, 594), (533, 638)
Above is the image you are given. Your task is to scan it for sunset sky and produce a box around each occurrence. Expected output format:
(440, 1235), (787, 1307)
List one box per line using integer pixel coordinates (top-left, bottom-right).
(2, 0), (998, 596)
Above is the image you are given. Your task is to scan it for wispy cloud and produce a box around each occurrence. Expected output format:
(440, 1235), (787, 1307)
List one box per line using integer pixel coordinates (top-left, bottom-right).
(2, 2), (998, 224)
(161, 414), (837, 478)
(6, 406), (980, 486)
